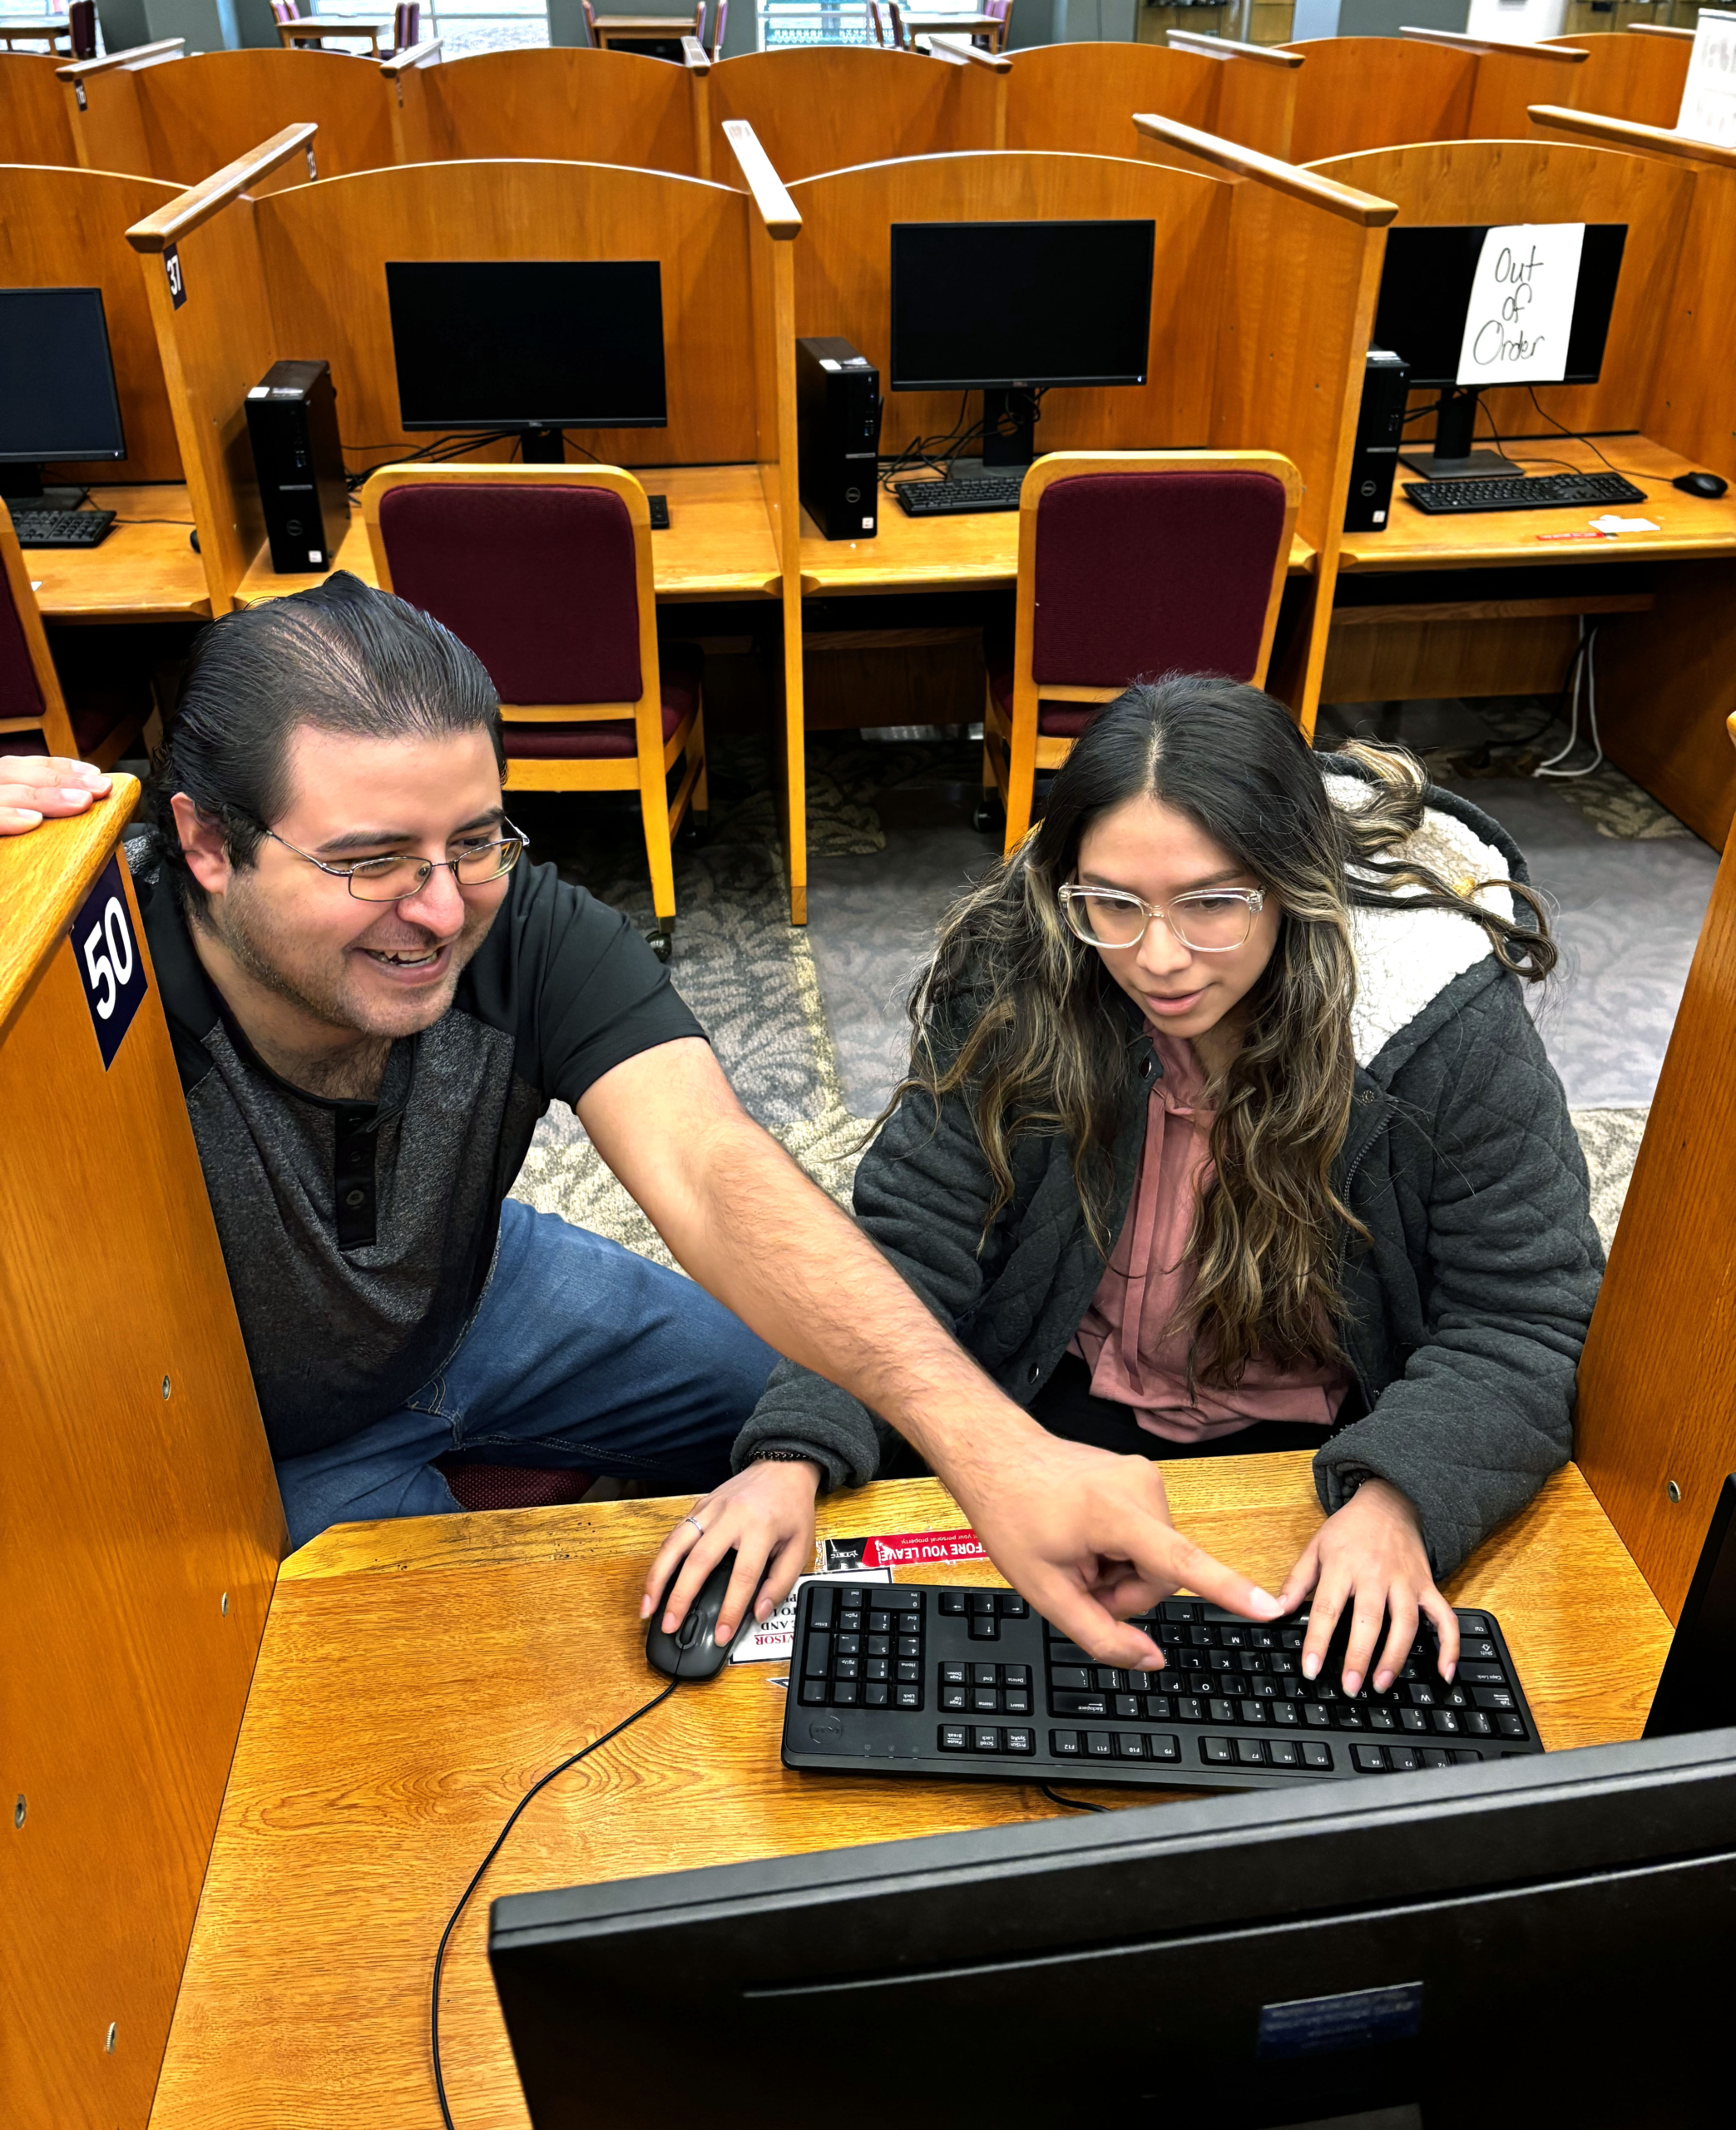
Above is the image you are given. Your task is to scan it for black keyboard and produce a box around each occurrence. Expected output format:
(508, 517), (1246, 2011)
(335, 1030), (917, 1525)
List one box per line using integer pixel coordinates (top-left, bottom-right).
(9, 508), (116, 548)
(1402, 471), (1646, 516)
(783, 1583), (1543, 1792)
(893, 476), (1023, 518)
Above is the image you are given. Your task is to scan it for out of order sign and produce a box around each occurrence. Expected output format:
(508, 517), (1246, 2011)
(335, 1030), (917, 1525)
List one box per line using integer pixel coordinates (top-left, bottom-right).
(74, 854), (150, 1069)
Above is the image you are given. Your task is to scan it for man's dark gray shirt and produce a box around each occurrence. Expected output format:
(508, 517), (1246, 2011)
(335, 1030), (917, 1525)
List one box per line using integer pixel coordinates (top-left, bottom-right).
(131, 840), (700, 1464)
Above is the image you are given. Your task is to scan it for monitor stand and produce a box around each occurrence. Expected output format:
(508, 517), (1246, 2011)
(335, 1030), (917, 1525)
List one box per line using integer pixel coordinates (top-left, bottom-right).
(945, 388), (1037, 483)
(521, 427), (566, 465)
(1399, 387), (1519, 481)
(1, 462), (44, 501)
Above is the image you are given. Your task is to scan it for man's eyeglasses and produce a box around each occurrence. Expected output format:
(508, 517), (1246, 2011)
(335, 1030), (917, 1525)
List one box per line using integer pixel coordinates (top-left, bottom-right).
(1058, 882), (1266, 954)
(263, 822), (529, 903)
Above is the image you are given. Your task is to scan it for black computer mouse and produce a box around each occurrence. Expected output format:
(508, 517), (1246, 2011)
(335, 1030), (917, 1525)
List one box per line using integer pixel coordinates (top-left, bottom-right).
(645, 1548), (756, 1681)
(1673, 471), (1729, 499)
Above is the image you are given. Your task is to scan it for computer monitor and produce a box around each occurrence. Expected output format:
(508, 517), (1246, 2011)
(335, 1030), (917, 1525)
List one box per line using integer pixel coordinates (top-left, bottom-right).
(1372, 223), (1627, 479)
(888, 220), (1155, 476)
(0, 286), (127, 500)
(383, 260), (667, 463)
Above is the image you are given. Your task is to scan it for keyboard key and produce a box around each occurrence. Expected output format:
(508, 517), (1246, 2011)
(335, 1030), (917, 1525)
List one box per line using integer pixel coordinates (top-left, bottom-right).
(1114, 1695), (1141, 1720)
(1209, 1652), (1236, 1673)
(1239, 1702), (1265, 1726)
(895, 1685), (922, 1711)
(1177, 1697), (1204, 1723)
(972, 1687), (998, 1713)
(941, 1687), (967, 1712)
(896, 1662), (920, 1684)
(1201, 1736), (1234, 1765)
(1304, 1705), (1331, 1728)
(1208, 1699), (1235, 1724)
(1451, 1749), (1482, 1765)
(834, 1657), (859, 1682)
(969, 1616), (1000, 1642)
(1497, 1713), (1527, 1739)
(1005, 1692), (1031, 1716)
(1148, 1735), (1180, 1762)
(939, 1590), (967, 1615)
(868, 1613), (891, 1637)
(1234, 1738), (1264, 1766)
(833, 1681), (858, 1705)
(939, 1724), (969, 1751)
(1431, 1709), (1461, 1735)
(1053, 1691), (1111, 1717)
(1457, 1613), (1489, 1637)
(1268, 1737), (1299, 1767)
(998, 1593), (1028, 1617)
(1473, 1687), (1516, 1711)
(1117, 1733), (1147, 1760)
(836, 1634), (861, 1659)
(968, 1592), (996, 1615)
(898, 1636), (922, 1659)
(1352, 1744), (1389, 1773)
(1160, 1601), (1200, 1623)
(866, 1636), (890, 1660)
(940, 1662), (967, 1687)
(972, 1726), (1002, 1753)
(1049, 1642), (1096, 1667)
(1387, 1744), (1420, 1771)
(866, 1659), (890, 1682)
(1004, 1726), (1035, 1754)
(1085, 1731), (1115, 1759)
(1368, 1706), (1396, 1731)
(1400, 1707), (1427, 1733)
(1335, 1706), (1367, 1731)
(841, 1588), (866, 1611)
(1002, 1664), (1031, 1687)
(799, 1680), (827, 1706)
(1096, 1668), (1127, 1692)
(865, 1682), (889, 1707)
(804, 1635), (830, 1678)
(1409, 1684), (1436, 1706)
(1461, 1642), (1498, 1664)
(1462, 1711), (1492, 1736)
(809, 1588), (835, 1630)
(967, 1664), (994, 1687)
(1420, 1746), (1451, 1768)
(1301, 1741), (1333, 1771)
(1270, 1702), (1299, 1726)
(1145, 1696), (1173, 1721)
(1051, 1729), (1081, 1756)
(885, 1589), (922, 1612)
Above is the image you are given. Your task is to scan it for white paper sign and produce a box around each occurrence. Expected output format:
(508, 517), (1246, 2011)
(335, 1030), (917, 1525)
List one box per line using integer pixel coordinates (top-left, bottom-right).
(1456, 224), (1585, 389)
(1678, 8), (1736, 152)
(727, 1567), (891, 1665)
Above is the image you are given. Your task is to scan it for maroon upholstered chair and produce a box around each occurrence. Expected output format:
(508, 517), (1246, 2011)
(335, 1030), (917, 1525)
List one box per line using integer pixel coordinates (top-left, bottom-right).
(976, 0), (1011, 49)
(362, 464), (705, 958)
(982, 451), (1303, 854)
(380, 2), (419, 57)
(1, 511), (82, 764)
(433, 1456), (595, 1511)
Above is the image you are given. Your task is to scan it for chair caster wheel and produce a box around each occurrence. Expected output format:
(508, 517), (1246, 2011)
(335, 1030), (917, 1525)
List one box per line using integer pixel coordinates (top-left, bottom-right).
(646, 928), (674, 963)
(972, 800), (998, 834)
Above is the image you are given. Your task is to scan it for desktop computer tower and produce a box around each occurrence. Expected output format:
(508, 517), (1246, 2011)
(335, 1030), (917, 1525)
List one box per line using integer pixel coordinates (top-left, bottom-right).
(796, 337), (881, 542)
(1343, 348), (1409, 533)
(245, 360), (348, 573)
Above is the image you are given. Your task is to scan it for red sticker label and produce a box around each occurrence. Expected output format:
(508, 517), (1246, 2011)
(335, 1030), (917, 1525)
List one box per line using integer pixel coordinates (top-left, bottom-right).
(860, 1528), (986, 1569)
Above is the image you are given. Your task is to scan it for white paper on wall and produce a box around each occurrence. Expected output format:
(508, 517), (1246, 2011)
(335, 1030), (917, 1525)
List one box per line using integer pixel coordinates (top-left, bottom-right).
(1678, 9), (1736, 151)
(1455, 223), (1585, 390)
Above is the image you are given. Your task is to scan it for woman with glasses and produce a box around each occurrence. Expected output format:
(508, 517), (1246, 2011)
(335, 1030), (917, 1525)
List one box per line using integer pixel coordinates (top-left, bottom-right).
(721, 674), (1602, 1699)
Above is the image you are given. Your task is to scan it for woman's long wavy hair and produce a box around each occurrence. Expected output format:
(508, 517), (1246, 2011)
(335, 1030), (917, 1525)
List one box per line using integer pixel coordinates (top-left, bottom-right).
(891, 675), (1556, 1388)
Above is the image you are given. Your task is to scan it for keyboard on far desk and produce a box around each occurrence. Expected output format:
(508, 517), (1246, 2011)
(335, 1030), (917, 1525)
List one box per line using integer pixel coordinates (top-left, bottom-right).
(1402, 471), (1647, 516)
(893, 476), (1024, 518)
(9, 507), (117, 548)
(783, 1582), (1543, 1792)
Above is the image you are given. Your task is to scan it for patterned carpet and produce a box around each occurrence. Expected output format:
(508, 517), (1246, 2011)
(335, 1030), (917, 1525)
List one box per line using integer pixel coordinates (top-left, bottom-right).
(507, 726), (1654, 1267)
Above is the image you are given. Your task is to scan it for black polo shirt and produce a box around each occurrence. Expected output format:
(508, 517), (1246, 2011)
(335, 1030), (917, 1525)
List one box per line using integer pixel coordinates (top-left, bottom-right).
(129, 838), (702, 1462)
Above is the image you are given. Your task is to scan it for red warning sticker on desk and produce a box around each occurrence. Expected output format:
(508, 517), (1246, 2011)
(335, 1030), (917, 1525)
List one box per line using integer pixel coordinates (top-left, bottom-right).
(823, 1527), (987, 1572)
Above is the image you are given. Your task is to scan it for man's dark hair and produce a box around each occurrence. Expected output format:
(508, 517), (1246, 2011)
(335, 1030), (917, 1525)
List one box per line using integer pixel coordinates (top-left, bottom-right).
(146, 571), (505, 911)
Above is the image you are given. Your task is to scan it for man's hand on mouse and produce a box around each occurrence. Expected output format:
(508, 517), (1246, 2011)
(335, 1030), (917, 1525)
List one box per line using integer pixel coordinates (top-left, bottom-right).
(641, 1457), (821, 1647)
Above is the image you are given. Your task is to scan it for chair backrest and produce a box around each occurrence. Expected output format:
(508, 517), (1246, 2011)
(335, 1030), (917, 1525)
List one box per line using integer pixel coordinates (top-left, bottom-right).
(710, 0), (726, 58)
(67, 0), (97, 60)
(984, 0), (1011, 21)
(368, 478), (648, 707)
(582, 0), (598, 40)
(867, 0), (884, 45)
(271, 0), (297, 21)
(0, 513), (76, 757)
(887, 0), (907, 49)
(393, 1), (418, 47)
(1026, 464), (1295, 689)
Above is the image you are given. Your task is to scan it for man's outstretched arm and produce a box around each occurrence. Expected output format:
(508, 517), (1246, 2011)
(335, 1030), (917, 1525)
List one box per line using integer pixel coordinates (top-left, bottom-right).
(578, 1038), (1283, 1660)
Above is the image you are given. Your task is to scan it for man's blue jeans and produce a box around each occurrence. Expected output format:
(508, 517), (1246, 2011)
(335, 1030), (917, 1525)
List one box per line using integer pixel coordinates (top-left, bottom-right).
(275, 1201), (778, 1552)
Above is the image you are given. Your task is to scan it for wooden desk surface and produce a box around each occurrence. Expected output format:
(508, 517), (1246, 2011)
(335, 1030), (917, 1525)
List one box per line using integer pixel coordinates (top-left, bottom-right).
(800, 491), (1316, 596)
(234, 463), (783, 609)
(27, 486), (210, 625)
(148, 1458), (1667, 2130)
(1339, 433), (1736, 575)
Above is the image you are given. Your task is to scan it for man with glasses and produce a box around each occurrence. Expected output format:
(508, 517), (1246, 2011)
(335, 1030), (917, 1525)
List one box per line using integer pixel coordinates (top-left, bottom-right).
(0, 574), (1274, 1662)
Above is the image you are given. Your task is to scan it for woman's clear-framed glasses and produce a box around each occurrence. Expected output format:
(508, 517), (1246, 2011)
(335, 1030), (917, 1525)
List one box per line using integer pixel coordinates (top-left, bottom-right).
(1058, 881), (1265, 954)
(263, 821), (530, 903)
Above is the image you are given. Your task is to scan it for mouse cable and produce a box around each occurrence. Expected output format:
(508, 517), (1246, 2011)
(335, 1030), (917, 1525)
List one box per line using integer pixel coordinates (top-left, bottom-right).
(431, 1675), (680, 2130)
(1039, 1782), (1109, 1815)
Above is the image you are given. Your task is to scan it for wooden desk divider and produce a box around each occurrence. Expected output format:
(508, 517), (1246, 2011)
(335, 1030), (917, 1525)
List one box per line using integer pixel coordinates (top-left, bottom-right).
(1317, 128), (1736, 845)
(708, 44), (1001, 185)
(995, 33), (1299, 163)
(1575, 713), (1736, 1620)
(1543, 25), (1694, 128)
(60, 42), (395, 188)
(0, 46), (79, 162)
(385, 42), (710, 181)
(0, 162), (184, 486)
(0, 789), (284, 2130)
(1281, 30), (1585, 164)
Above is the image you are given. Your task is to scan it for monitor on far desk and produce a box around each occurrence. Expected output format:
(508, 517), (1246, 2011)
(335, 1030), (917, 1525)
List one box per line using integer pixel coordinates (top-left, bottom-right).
(384, 260), (669, 466)
(0, 285), (126, 505)
(888, 220), (1156, 481)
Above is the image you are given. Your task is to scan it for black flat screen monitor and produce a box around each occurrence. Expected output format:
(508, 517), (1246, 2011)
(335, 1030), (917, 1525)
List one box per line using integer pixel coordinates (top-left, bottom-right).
(1372, 222), (1628, 390)
(888, 220), (1155, 392)
(0, 286), (126, 464)
(384, 260), (667, 433)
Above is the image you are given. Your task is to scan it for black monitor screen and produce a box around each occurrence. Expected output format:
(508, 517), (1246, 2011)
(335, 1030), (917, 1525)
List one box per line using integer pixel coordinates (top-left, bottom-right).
(385, 260), (668, 432)
(889, 220), (1155, 392)
(1372, 223), (1627, 389)
(0, 287), (126, 463)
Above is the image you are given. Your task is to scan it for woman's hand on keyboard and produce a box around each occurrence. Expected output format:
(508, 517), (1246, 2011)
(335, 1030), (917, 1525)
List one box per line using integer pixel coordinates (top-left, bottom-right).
(640, 1455), (821, 1647)
(1277, 1479), (1460, 1697)
(0, 755), (111, 837)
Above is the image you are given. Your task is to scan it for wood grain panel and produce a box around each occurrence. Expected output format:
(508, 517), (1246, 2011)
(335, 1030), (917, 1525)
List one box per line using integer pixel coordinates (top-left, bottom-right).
(147, 1463), (1664, 2130)
(0, 164), (185, 484)
(251, 161), (759, 482)
(1003, 40), (1219, 155)
(0, 48), (76, 161)
(1282, 36), (1475, 164)
(1463, 45), (1588, 141)
(1578, 751), (1736, 1615)
(26, 483), (209, 622)
(1549, 28), (1693, 126)
(788, 150), (1228, 482)
(403, 46), (702, 175)
(63, 47), (176, 181)
(1321, 609), (1580, 703)
(709, 46), (997, 182)
(134, 50), (395, 190)
(1310, 138), (1695, 446)
(0, 794), (283, 2130)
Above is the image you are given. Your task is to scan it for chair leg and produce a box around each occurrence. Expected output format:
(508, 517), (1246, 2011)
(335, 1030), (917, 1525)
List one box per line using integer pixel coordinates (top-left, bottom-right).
(690, 696), (710, 823)
(975, 676), (1001, 835)
(639, 727), (679, 958)
(1002, 703), (1037, 858)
